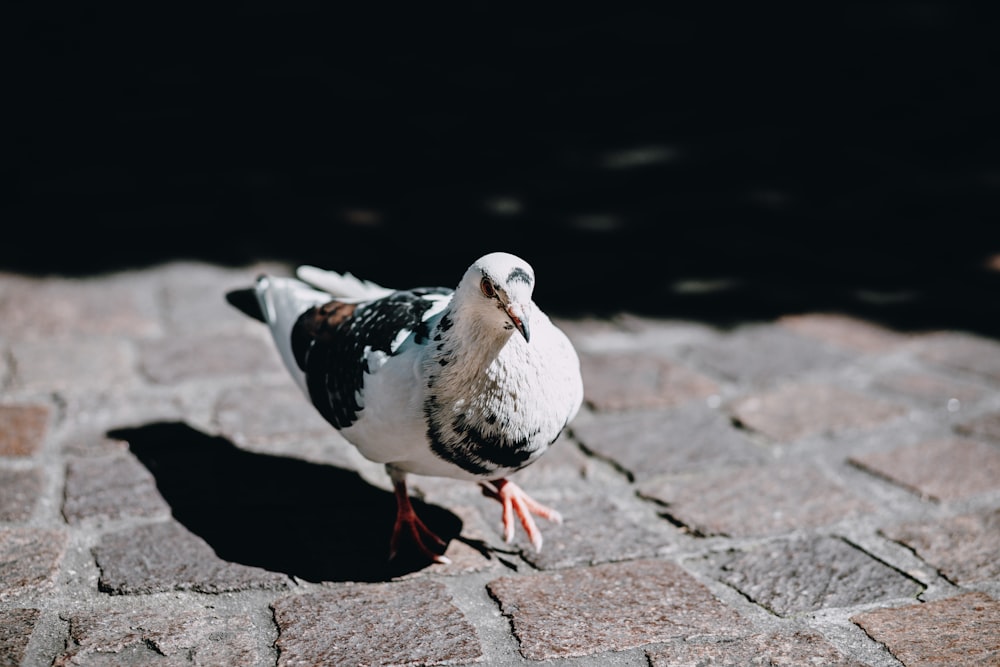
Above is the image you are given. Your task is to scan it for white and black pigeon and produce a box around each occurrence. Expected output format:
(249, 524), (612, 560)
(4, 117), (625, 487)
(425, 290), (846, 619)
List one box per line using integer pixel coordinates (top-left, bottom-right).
(229, 252), (583, 563)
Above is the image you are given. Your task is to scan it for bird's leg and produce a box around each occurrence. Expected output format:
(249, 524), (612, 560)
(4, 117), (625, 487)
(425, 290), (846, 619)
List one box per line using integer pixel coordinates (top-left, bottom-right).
(480, 478), (562, 552)
(387, 465), (451, 564)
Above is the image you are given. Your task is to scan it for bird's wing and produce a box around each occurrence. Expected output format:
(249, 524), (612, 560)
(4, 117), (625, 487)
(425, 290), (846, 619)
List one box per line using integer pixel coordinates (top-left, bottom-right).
(296, 265), (394, 301)
(258, 278), (452, 428)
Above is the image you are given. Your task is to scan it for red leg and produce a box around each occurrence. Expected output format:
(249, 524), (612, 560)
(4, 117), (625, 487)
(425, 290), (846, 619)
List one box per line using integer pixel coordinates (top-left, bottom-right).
(388, 467), (450, 564)
(481, 478), (562, 552)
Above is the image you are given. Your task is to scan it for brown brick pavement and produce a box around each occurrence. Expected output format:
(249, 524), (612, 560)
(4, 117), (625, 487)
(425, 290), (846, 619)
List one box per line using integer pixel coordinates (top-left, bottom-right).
(1, 261), (999, 665)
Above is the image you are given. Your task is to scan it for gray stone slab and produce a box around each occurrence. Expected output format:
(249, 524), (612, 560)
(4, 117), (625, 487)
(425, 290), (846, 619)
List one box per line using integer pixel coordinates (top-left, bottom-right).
(213, 382), (335, 446)
(54, 609), (260, 667)
(955, 409), (1000, 442)
(572, 404), (762, 482)
(0, 608), (40, 667)
(94, 521), (290, 595)
(647, 629), (866, 666)
(873, 370), (990, 411)
(0, 403), (50, 457)
(729, 382), (906, 442)
(63, 455), (170, 524)
(11, 338), (137, 391)
(0, 528), (67, 602)
(272, 580), (483, 666)
(707, 535), (924, 616)
(915, 332), (1000, 382)
(138, 333), (282, 384)
(849, 438), (1000, 501)
(881, 507), (1000, 585)
(58, 426), (138, 458)
(487, 559), (747, 660)
(852, 591), (1000, 666)
(579, 350), (719, 411)
(512, 493), (680, 570)
(57, 388), (188, 453)
(777, 312), (907, 352)
(0, 467), (43, 522)
(639, 461), (875, 537)
(0, 342), (8, 389)
(0, 272), (161, 340)
(681, 326), (853, 386)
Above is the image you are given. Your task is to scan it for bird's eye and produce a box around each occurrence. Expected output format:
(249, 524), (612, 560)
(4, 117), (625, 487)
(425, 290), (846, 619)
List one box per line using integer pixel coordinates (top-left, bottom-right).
(480, 277), (496, 298)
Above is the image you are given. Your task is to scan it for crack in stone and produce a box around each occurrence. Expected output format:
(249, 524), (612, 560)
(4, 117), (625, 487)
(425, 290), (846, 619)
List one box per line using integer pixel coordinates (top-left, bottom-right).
(845, 457), (941, 503)
(634, 490), (711, 537)
(840, 534), (932, 590)
(569, 430), (637, 483)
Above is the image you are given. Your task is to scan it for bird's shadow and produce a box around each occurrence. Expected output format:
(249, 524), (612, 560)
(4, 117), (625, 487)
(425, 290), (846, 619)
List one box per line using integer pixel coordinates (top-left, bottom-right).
(107, 422), (463, 583)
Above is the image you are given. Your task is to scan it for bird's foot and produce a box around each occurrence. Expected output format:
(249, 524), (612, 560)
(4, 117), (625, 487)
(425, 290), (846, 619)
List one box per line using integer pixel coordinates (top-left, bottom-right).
(481, 478), (561, 552)
(390, 478), (451, 565)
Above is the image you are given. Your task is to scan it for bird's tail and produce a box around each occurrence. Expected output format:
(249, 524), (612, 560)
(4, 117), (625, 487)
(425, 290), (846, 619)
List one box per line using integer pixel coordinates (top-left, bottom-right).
(250, 274), (332, 394)
(226, 265), (389, 395)
(296, 265), (393, 301)
(224, 286), (266, 322)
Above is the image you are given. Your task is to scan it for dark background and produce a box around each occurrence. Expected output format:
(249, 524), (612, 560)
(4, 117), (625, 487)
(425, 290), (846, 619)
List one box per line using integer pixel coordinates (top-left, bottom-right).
(6, 4), (1000, 333)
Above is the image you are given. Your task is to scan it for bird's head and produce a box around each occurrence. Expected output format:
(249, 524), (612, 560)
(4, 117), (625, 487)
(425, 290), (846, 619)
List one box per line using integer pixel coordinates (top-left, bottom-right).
(459, 252), (536, 342)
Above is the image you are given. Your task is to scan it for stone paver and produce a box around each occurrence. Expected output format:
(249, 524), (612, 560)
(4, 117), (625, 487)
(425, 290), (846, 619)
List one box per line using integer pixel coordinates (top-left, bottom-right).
(730, 382), (906, 442)
(488, 559), (747, 660)
(681, 325), (853, 385)
(56, 388), (188, 452)
(639, 461), (875, 537)
(2, 260), (999, 666)
(647, 629), (866, 667)
(0, 347), (8, 390)
(707, 535), (924, 616)
(213, 382), (335, 446)
(0, 608), (40, 667)
(0, 273), (161, 340)
(0, 528), (67, 602)
(55, 609), (261, 667)
(513, 493), (680, 570)
(93, 521), (291, 595)
(881, 507), (1000, 585)
(272, 580), (482, 666)
(849, 437), (1000, 501)
(62, 455), (171, 524)
(578, 350), (719, 411)
(139, 333), (282, 384)
(915, 332), (1000, 382)
(873, 370), (990, 411)
(0, 403), (49, 457)
(852, 591), (1000, 666)
(572, 403), (762, 481)
(777, 312), (907, 352)
(10, 338), (137, 391)
(0, 468), (43, 522)
(955, 409), (1000, 442)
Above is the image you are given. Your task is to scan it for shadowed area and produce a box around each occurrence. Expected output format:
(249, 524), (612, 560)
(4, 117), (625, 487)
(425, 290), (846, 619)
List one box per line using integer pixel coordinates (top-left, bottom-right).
(108, 422), (462, 583)
(6, 5), (999, 338)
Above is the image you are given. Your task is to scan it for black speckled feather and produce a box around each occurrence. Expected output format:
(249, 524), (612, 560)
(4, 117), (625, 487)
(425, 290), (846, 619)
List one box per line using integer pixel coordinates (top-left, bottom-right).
(292, 287), (451, 429)
(425, 403), (541, 476)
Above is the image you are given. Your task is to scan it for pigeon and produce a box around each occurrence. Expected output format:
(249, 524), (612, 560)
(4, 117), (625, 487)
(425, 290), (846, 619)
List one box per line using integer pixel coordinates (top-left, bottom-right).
(228, 252), (584, 563)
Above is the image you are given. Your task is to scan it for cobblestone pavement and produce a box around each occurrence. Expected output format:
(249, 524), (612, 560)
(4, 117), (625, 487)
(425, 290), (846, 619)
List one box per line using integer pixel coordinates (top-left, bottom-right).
(1, 260), (999, 666)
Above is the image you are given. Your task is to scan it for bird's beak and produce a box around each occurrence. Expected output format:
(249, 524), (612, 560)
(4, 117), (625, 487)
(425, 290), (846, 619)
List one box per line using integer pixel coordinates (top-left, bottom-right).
(506, 303), (530, 342)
